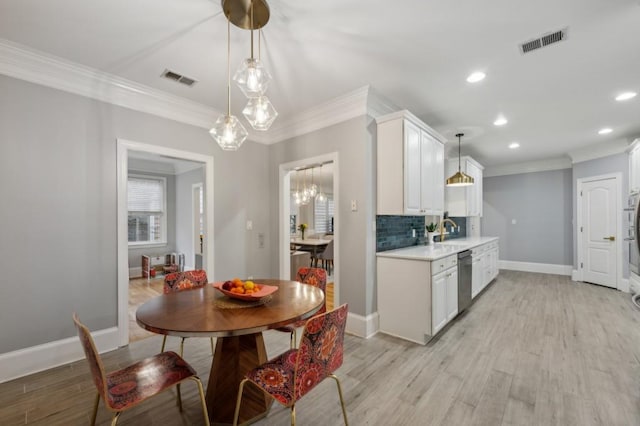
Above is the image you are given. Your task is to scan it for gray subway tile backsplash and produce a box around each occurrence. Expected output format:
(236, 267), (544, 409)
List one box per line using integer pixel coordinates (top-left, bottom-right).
(376, 215), (467, 252)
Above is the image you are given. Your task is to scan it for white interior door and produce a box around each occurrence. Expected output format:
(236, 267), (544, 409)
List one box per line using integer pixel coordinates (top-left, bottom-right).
(581, 177), (617, 288)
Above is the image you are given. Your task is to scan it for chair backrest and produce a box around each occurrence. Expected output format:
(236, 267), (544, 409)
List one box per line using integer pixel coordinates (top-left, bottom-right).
(294, 304), (348, 402)
(73, 313), (108, 402)
(163, 269), (208, 294)
(321, 240), (334, 259)
(296, 267), (327, 315)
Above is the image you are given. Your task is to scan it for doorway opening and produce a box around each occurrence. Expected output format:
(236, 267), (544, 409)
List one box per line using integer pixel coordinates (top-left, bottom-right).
(576, 173), (623, 290)
(117, 139), (214, 346)
(279, 153), (339, 311)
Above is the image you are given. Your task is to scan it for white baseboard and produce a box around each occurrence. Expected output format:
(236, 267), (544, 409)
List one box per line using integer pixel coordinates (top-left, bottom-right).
(572, 269), (580, 281)
(498, 260), (572, 276)
(346, 312), (379, 339)
(129, 266), (142, 278)
(0, 327), (120, 384)
(630, 272), (640, 294)
(620, 278), (630, 293)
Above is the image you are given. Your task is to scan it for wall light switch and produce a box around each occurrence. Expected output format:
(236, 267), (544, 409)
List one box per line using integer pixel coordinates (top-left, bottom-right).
(258, 232), (265, 248)
(246, 220), (253, 230)
(511, 219), (517, 225)
(351, 200), (357, 211)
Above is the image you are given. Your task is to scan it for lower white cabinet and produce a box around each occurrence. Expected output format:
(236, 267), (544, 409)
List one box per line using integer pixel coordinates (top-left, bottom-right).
(432, 265), (459, 335)
(471, 241), (499, 298)
(377, 254), (458, 344)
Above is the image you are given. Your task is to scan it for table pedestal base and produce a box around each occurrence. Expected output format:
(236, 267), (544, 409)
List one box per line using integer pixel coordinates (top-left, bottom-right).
(207, 333), (273, 425)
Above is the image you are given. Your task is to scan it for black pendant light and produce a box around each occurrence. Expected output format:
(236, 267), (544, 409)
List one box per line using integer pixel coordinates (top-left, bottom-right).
(446, 133), (474, 187)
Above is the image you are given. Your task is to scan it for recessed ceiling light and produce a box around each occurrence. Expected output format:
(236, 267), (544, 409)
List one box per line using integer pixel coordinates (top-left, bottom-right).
(509, 142), (520, 149)
(616, 92), (637, 101)
(494, 117), (508, 126)
(466, 72), (486, 83)
(598, 128), (613, 135)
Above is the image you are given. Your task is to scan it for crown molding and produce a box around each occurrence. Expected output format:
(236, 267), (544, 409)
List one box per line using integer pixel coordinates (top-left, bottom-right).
(366, 87), (400, 119)
(258, 86), (371, 144)
(0, 39), (385, 146)
(0, 38), (222, 130)
(568, 138), (630, 164)
(484, 156), (572, 177)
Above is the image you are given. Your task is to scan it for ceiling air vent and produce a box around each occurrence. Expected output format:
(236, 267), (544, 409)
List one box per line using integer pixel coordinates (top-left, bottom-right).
(519, 28), (568, 54)
(161, 69), (197, 87)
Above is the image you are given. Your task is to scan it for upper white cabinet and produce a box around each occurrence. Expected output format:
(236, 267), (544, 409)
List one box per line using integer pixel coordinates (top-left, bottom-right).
(377, 110), (447, 215)
(630, 139), (640, 194)
(445, 156), (484, 217)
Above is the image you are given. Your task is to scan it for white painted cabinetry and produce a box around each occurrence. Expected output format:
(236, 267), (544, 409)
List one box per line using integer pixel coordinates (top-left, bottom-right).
(377, 253), (458, 344)
(471, 241), (499, 298)
(445, 156), (484, 217)
(377, 110), (447, 215)
(629, 139), (640, 194)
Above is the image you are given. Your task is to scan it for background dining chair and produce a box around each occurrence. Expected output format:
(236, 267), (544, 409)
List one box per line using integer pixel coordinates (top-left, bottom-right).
(73, 313), (210, 426)
(313, 239), (334, 274)
(276, 267), (327, 348)
(233, 304), (349, 426)
(162, 270), (214, 357)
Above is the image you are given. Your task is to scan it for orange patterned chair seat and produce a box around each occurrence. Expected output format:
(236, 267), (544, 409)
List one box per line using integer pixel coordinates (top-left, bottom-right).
(105, 351), (196, 411)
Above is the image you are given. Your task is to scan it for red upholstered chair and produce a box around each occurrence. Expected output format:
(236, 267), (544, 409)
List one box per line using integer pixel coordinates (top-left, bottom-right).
(233, 304), (349, 426)
(276, 267), (327, 348)
(73, 313), (210, 426)
(161, 270), (214, 357)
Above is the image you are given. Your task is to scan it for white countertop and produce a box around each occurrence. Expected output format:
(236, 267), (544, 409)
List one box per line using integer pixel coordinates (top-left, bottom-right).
(376, 236), (499, 261)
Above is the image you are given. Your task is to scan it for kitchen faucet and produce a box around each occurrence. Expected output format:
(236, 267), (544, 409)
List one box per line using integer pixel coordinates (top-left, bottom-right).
(438, 218), (457, 242)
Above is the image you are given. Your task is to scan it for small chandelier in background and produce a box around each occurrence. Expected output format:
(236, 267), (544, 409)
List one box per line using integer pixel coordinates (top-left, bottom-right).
(315, 165), (327, 203)
(209, 16), (248, 151)
(446, 133), (474, 186)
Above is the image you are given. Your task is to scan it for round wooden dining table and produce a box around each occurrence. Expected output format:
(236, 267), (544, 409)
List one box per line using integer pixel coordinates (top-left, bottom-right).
(136, 279), (324, 425)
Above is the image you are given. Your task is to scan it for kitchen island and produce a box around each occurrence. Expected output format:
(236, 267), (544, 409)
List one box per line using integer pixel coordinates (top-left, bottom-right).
(376, 237), (499, 344)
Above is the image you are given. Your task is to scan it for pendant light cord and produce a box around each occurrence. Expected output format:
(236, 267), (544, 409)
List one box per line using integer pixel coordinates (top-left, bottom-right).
(227, 17), (231, 116)
(250, 1), (254, 59)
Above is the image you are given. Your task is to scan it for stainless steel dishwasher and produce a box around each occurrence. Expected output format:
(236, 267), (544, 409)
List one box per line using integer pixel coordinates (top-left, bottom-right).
(458, 250), (472, 312)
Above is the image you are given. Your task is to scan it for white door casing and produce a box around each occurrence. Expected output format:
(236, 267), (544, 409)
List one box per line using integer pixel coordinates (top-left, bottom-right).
(579, 175), (619, 289)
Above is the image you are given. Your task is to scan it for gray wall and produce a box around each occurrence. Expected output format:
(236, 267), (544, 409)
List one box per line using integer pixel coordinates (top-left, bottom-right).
(175, 167), (205, 270)
(482, 168), (573, 265)
(269, 116), (377, 317)
(126, 170), (177, 270)
(572, 153), (629, 277)
(0, 75), (272, 354)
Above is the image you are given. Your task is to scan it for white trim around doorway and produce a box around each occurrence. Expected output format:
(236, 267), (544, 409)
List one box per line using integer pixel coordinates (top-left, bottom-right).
(116, 139), (215, 346)
(279, 153), (339, 308)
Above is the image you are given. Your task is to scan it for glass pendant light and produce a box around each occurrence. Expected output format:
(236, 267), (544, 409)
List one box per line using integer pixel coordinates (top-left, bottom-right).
(242, 28), (277, 130)
(242, 95), (278, 130)
(446, 133), (474, 186)
(293, 170), (302, 205)
(308, 167), (318, 197)
(210, 16), (248, 151)
(234, 2), (272, 98)
(300, 169), (310, 205)
(315, 165), (327, 203)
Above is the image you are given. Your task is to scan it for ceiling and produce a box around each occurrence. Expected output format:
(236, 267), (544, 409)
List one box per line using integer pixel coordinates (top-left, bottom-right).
(1, 0), (639, 167)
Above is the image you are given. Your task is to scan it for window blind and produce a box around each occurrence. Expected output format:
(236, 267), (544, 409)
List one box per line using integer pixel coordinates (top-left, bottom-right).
(128, 177), (164, 212)
(314, 196), (334, 233)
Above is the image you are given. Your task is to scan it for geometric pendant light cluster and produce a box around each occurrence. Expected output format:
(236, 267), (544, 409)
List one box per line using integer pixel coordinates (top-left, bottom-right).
(210, 0), (277, 151)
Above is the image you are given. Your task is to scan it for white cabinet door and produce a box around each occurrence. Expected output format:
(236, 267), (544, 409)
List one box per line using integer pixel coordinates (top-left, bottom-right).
(431, 136), (445, 215)
(420, 130), (433, 214)
(432, 271), (448, 334)
(446, 269), (458, 321)
(404, 120), (422, 214)
(466, 161), (482, 216)
(472, 255), (482, 298)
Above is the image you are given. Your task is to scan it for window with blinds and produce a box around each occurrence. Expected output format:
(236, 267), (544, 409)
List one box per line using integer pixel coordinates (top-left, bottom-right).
(314, 196), (334, 233)
(128, 175), (166, 244)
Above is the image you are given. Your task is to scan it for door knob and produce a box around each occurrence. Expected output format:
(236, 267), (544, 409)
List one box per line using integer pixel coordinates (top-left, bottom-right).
(603, 236), (615, 241)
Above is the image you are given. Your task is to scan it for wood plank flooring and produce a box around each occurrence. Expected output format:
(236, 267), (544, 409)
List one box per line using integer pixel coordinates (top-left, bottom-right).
(4, 270), (640, 425)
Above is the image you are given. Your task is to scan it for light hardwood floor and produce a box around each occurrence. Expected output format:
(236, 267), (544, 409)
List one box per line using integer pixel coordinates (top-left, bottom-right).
(3, 270), (640, 425)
